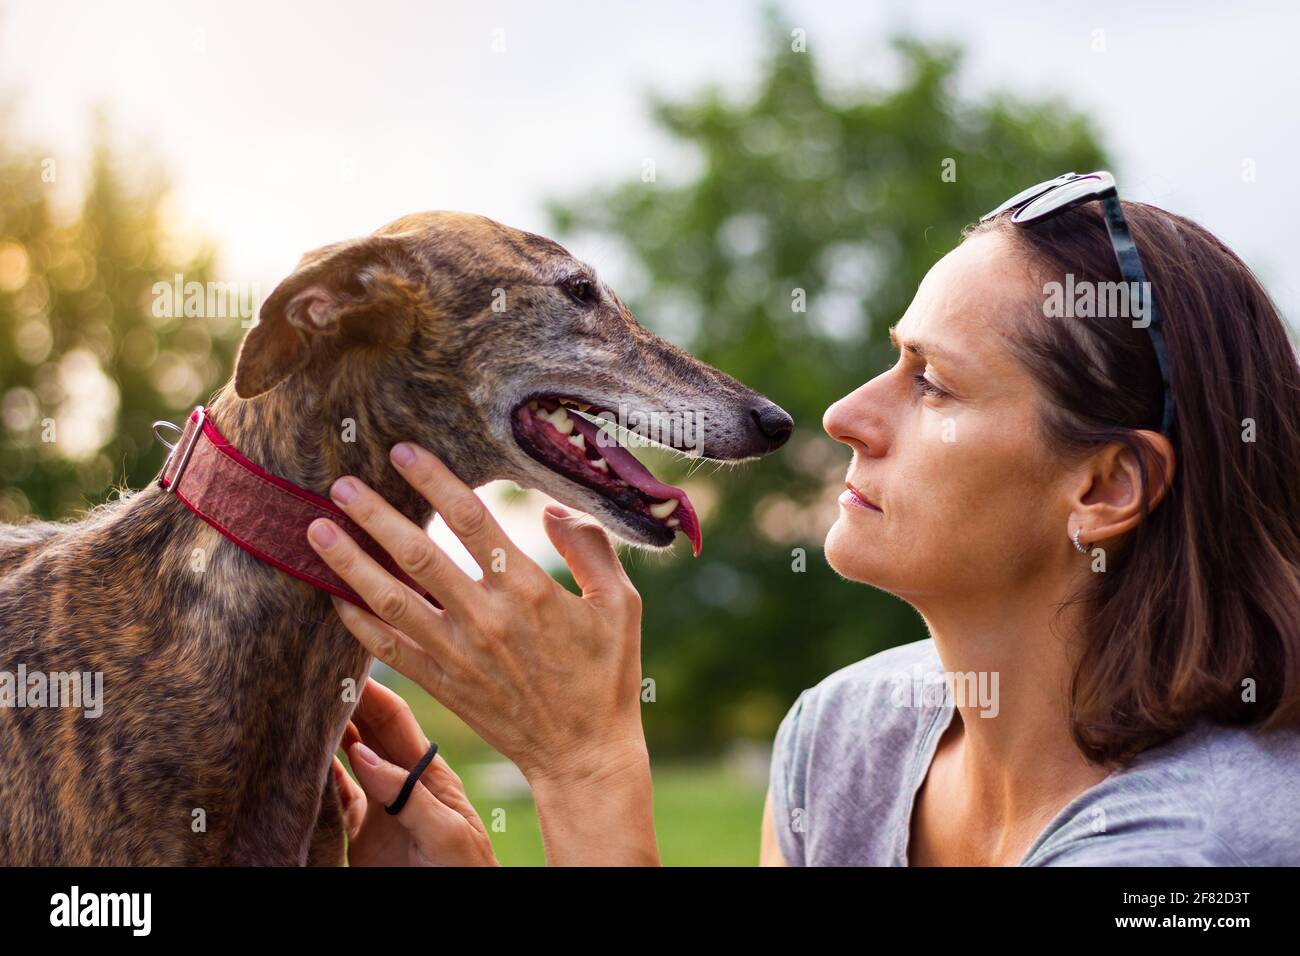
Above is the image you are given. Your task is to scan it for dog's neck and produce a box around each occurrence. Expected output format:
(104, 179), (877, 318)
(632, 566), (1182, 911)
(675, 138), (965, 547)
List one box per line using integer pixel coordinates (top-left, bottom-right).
(122, 375), (465, 862)
(202, 378), (441, 527)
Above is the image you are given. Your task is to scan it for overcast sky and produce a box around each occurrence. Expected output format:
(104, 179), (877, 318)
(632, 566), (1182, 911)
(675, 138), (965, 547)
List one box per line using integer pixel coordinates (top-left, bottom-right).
(6, 1), (1297, 309)
(4, 0), (1297, 566)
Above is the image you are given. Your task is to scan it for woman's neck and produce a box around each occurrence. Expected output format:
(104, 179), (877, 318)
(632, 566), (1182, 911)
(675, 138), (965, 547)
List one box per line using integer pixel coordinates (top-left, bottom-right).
(913, 574), (1112, 837)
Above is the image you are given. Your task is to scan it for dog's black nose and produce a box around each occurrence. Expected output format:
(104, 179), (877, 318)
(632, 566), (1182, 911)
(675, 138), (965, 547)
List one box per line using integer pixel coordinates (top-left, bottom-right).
(750, 402), (794, 451)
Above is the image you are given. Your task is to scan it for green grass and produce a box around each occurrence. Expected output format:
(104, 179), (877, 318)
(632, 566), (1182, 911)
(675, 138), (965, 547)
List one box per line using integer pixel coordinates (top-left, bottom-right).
(375, 670), (767, 866)
(461, 760), (766, 867)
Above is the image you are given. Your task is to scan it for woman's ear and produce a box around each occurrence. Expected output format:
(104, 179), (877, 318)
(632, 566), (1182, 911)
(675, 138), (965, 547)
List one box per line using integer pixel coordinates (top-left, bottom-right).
(1070, 432), (1176, 545)
(234, 236), (426, 398)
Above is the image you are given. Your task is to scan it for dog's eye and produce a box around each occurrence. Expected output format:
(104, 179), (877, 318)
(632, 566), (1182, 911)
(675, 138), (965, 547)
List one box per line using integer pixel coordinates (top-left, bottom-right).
(563, 277), (598, 306)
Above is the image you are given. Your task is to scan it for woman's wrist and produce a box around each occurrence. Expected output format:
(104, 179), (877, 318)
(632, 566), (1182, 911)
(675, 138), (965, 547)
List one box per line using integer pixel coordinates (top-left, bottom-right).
(526, 738), (659, 866)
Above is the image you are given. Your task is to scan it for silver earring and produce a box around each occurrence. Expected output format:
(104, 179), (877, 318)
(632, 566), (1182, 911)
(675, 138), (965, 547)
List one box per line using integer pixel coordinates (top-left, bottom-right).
(1072, 527), (1088, 554)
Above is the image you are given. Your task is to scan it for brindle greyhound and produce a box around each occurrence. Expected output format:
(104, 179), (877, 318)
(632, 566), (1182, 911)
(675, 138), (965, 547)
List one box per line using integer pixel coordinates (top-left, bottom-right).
(0, 212), (792, 864)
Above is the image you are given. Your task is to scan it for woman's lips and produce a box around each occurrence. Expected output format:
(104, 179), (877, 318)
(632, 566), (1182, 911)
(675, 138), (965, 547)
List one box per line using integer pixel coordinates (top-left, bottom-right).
(841, 481), (882, 513)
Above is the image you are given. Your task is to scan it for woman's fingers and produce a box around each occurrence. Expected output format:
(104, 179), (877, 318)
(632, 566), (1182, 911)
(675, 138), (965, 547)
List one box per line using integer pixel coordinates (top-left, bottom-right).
(389, 443), (529, 585)
(347, 740), (497, 866)
(308, 519), (451, 647)
(326, 473), (478, 608)
(331, 596), (449, 693)
(346, 741), (458, 838)
(332, 756), (368, 840)
(353, 678), (435, 768)
(542, 504), (637, 609)
(352, 680), (473, 806)
(342, 720), (365, 756)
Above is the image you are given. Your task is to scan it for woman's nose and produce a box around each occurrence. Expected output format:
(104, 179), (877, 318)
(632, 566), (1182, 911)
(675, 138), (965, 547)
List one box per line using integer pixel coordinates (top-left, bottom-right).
(823, 383), (888, 455)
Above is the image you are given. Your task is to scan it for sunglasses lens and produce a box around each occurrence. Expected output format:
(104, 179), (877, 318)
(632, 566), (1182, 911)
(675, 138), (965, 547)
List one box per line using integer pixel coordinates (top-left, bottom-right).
(1010, 172), (1115, 223)
(981, 172), (1081, 221)
(1008, 171), (1123, 223)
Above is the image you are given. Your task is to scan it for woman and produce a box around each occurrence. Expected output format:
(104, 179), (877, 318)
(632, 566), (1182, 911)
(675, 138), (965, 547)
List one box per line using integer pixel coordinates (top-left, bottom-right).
(306, 173), (1300, 866)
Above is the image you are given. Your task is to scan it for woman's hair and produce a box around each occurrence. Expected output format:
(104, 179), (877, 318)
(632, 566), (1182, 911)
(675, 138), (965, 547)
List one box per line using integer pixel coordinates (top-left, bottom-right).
(966, 201), (1300, 766)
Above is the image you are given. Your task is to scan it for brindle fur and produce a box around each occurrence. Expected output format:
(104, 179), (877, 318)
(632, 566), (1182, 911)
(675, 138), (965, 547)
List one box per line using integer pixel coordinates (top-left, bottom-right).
(0, 212), (790, 865)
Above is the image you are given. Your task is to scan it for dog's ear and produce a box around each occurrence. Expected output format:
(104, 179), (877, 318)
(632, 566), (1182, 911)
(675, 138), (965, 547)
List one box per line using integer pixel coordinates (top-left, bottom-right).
(234, 236), (426, 398)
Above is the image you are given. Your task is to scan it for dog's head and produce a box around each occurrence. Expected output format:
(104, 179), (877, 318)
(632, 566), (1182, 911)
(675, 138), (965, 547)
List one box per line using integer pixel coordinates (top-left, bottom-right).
(233, 211), (792, 554)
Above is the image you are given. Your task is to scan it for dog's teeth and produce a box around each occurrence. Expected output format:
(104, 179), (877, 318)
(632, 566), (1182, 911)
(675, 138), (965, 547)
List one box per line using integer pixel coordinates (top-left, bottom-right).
(590, 457), (608, 472)
(549, 407), (574, 434)
(568, 433), (585, 451)
(533, 406), (575, 435)
(649, 499), (679, 519)
(571, 401), (591, 412)
(666, 517), (680, 528)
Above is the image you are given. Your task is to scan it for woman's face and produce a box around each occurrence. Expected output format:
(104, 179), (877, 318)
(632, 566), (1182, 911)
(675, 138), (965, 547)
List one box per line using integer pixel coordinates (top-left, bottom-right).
(823, 231), (1069, 602)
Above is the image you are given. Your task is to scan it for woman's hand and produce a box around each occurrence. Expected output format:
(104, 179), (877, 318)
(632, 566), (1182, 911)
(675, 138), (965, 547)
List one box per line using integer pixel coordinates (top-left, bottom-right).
(334, 678), (497, 867)
(308, 442), (658, 865)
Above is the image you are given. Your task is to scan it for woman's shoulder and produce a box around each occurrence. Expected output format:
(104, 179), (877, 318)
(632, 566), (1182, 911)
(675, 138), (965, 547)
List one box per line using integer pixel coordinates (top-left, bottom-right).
(1023, 719), (1300, 866)
(779, 637), (950, 751)
(798, 636), (947, 711)
(768, 638), (949, 866)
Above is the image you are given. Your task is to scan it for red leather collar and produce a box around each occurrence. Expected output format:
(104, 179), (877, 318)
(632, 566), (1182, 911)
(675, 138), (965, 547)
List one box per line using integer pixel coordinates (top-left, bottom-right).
(158, 406), (431, 613)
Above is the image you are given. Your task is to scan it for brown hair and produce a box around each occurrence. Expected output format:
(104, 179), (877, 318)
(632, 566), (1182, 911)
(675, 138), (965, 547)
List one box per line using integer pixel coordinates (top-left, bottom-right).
(967, 200), (1300, 766)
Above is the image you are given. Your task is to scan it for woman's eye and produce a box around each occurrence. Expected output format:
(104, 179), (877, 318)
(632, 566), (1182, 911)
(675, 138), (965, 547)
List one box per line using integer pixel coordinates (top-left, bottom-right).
(913, 373), (947, 400)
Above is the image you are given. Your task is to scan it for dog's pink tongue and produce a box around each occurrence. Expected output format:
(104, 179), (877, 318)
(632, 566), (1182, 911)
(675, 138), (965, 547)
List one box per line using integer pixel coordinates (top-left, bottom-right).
(597, 436), (702, 557)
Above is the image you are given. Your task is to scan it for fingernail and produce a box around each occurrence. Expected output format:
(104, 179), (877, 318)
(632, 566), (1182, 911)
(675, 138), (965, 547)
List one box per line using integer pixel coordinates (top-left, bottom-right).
(351, 742), (381, 769)
(309, 519), (337, 548)
(330, 477), (358, 505)
(544, 504), (569, 519)
(391, 443), (416, 467)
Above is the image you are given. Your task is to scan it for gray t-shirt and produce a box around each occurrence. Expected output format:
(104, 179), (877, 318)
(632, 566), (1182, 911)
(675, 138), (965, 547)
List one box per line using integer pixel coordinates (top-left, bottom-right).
(769, 637), (1300, 865)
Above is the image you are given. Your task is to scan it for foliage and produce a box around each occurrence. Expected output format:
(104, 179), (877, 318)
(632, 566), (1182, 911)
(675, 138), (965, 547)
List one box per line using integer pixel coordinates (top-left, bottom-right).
(0, 15), (1109, 755)
(0, 112), (238, 520)
(547, 21), (1108, 753)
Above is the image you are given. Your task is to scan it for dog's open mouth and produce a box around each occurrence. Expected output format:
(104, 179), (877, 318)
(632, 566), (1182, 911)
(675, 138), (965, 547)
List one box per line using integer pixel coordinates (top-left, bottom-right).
(511, 396), (702, 555)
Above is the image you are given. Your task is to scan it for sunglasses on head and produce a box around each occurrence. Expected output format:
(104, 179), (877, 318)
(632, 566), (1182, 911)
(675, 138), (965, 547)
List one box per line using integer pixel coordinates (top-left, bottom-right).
(981, 171), (1175, 439)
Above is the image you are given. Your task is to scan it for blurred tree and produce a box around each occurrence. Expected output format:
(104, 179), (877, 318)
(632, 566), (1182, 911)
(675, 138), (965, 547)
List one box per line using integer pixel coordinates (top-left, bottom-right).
(548, 20), (1108, 753)
(0, 110), (239, 520)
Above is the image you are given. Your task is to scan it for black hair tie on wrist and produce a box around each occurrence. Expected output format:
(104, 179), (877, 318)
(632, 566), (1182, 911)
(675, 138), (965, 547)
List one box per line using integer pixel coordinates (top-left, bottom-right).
(385, 740), (439, 816)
